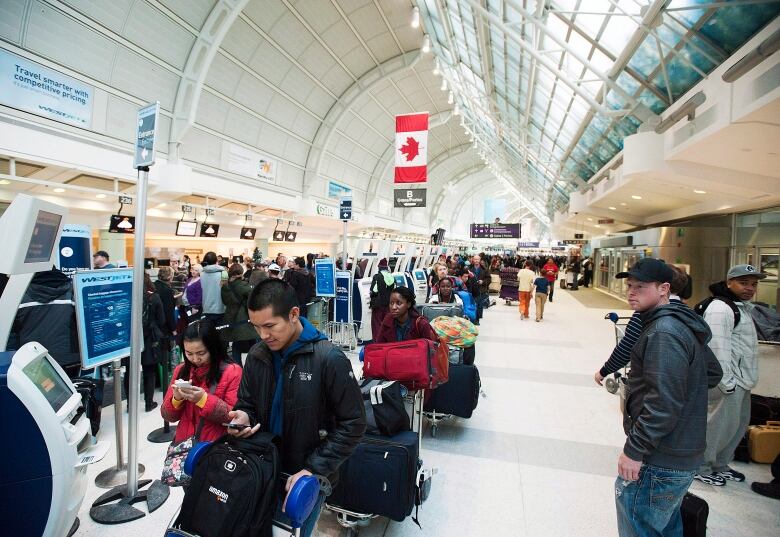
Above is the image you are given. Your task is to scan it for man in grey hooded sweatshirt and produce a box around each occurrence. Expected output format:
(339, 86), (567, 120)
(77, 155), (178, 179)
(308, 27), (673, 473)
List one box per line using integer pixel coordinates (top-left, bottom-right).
(613, 258), (722, 537)
(200, 251), (226, 324)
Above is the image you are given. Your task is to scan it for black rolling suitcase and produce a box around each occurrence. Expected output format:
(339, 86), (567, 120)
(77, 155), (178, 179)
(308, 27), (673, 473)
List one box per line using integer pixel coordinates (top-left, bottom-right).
(72, 376), (104, 436)
(424, 364), (480, 418)
(328, 431), (419, 521)
(680, 492), (708, 537)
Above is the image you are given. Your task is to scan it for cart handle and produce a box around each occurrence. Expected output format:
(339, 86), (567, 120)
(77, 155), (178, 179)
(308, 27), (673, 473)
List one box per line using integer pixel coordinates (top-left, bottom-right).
(604, 312), (633, 323)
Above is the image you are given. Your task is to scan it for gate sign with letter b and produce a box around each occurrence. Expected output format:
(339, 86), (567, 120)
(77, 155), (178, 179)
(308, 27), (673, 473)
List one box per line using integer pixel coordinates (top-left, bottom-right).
(393, 188), (426, 208)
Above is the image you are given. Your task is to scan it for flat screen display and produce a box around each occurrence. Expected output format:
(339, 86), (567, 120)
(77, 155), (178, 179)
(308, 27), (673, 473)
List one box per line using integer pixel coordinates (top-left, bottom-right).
(414, 270), (425, 280)
(393, 274), (407, 288)
(176, 220), (197, 237)
(22, 354), (74, 412)
(200, 223), (219, 237)
(109, 214), (135, 234)
(25, 210), (62, 263)
(240, 227), (256, 240)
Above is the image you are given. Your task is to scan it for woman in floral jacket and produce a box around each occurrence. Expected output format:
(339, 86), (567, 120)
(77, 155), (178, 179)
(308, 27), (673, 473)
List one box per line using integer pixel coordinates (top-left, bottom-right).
(161, 319), (243, 443)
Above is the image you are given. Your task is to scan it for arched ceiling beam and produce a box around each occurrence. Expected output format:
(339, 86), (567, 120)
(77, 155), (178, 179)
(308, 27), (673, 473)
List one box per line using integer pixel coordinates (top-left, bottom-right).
(303, 50), (422, 196)
(365, 111), (453, 207)
(168, 0), (250, 157)
(429, 164), (487, 227)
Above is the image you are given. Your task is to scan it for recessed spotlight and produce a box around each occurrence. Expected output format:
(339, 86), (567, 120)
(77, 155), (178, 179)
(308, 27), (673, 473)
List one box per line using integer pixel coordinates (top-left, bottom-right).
(620, 203), (627, 206)
(0, 179), (10, 185)
(594, 225), (601, 228)
(693, 189), (706, 194)
(95, 193), (106, 199)
(422, 34), (430, 53)
(587, 218), (593, 221)
(608, 206), (616, 210)
(53, 188), (65, 193)
(631, 195), (642, 200)
(411, 6), (420, 28)
(157, 203), (167, 208)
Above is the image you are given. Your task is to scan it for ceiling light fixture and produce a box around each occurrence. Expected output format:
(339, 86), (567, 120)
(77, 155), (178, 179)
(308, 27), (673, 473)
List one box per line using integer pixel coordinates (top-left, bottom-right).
(594, 225), (601, 228)
(95, 193), (106, 199)
(453, 103), (460, 116)
(631, 195), (642, 200)
(447, 91), (453, 104)
(620, 202), (627, 206)
(693, 189), (706, 194)
(609, 206), (616, 210)
(0, 179), (10, 185)
(53, 187), (65, 193)
(440, 78), (447, 91)
(157, 203), (167, 208)
(411, 6), (420, 28)
(422, 34), (430, 53)
(433, 57), (440, 76)
(587, 218), (593, 221)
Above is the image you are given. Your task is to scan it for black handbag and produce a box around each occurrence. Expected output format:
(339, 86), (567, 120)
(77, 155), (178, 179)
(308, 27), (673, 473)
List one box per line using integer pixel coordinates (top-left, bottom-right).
(360, 379), (410, 437)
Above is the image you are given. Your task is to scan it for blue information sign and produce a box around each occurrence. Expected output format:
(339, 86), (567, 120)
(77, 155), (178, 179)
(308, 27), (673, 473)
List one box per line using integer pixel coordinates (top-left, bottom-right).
(339, 197), (352, 221)
(314, 258), (336, 298)
(335, 271), (351, 323)
(73, 269), (134, 369)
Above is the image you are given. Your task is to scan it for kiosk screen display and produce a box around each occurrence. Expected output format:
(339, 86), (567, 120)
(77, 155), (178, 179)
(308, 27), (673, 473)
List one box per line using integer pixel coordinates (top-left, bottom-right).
(23, 354), (73, 412)
(393, 274), (407, 288)
(25, 210), (62, 263)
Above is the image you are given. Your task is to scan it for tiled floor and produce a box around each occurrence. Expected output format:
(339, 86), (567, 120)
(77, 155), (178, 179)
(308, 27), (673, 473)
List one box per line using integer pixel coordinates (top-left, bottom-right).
(75, 287), (780, 536)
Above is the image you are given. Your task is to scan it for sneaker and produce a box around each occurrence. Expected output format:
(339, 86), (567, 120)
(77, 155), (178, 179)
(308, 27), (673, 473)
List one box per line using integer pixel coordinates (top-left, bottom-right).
(717, 467), (746, 482)
(694, 473), (726, 486)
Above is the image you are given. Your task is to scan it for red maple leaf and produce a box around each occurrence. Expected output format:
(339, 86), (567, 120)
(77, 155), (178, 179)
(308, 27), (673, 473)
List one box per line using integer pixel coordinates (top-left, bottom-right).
(399, 136), (420, 162)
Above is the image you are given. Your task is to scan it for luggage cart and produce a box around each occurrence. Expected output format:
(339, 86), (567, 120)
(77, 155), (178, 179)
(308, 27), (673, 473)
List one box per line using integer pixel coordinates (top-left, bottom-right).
(323, 321), (358, 350)
(324, 389), (426, 536)
(604, 312), (632, 415)
(164, 471), (323, 537)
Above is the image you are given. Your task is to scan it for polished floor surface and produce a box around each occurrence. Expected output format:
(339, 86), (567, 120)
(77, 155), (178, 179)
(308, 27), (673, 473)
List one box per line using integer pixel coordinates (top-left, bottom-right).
(76, 287), (780, 536)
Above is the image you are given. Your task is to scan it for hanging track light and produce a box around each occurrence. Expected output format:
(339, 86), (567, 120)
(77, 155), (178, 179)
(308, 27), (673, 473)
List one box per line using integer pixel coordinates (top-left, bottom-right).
(433, 57), (440, 76)
(411, 6), (420, 28)
(422, 34), (430, 53)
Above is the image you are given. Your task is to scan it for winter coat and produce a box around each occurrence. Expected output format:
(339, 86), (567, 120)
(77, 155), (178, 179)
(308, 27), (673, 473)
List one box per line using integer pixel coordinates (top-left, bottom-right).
(142, 291), (167, 366)
(161, 361), (243, 443)
(232, 318), (366, 484)
(221, 278), (258, 342)
(13, 269), (80, 370)
(183, 278), (202, 308)
(375, 309), (437, 344)
(153, 279), (177, 335)
(200, 265), (226, 314)
(285, 268), (315, 311)
(703, 281), (760, 392)
(624, 303), (723, 471)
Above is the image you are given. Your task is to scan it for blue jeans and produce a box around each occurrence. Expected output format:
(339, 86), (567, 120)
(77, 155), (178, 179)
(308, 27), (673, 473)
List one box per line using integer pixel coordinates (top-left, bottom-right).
(615, 464), (694, 537)
(274, 491), (325, 537)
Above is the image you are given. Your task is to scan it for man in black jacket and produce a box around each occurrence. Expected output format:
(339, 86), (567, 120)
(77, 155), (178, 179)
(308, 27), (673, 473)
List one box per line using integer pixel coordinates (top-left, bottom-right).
(283, 257), (315, 318)
(613, 258), (722, 537)
(13, 269), (81, 377)
(228, 278), (365, 537)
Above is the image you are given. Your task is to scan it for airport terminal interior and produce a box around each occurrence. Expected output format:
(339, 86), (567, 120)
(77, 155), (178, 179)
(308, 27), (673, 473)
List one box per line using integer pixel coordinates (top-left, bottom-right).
(0, 1), (779, 536)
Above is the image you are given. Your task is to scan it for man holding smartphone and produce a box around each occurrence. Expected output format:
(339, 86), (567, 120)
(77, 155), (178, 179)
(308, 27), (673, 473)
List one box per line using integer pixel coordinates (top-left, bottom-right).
(226, 279), (366, 537)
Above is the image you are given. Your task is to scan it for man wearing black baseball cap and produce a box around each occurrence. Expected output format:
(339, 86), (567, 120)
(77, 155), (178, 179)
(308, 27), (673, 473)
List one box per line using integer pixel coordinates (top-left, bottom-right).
(92, 250), (115, 269)
(613, 258), (722, 537)
(695, 264), (766, 487)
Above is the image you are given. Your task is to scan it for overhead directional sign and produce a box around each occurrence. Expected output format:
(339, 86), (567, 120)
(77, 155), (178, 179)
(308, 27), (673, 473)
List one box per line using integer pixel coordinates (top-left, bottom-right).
(339, 196), (352, 221)
(133, 102), (159, 169)
(394, 188), (427, 208)
(470, 223), (521, 239)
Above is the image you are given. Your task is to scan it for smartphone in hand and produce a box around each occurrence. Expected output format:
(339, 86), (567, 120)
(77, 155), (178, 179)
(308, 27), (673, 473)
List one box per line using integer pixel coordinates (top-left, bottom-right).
(222, 423), (249, 430)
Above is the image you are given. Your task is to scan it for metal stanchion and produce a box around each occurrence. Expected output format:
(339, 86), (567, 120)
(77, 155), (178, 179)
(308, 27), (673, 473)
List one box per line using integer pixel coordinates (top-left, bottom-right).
(94, 359), (145, 489)
(147, 343), (177, 443)
(91, 136), (169, 522)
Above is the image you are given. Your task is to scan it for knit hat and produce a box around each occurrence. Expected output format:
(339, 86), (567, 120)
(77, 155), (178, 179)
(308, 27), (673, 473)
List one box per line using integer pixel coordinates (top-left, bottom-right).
(378, 258), (389, 268)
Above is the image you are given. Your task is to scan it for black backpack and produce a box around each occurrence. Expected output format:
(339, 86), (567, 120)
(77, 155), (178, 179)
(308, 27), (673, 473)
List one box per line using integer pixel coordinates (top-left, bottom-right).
(175, 433), (280, 537)
(360, 379), (410, 437)
(694, 296), (740, 328)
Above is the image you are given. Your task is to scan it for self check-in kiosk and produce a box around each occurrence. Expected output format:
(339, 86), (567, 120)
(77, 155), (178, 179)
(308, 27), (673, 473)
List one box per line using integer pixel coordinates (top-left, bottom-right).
(0, 194), (108, 537)
(351, 239), (391, 342)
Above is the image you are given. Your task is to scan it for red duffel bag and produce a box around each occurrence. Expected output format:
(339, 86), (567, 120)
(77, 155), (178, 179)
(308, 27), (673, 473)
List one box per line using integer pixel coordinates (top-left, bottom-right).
(363, 339), (449, 390)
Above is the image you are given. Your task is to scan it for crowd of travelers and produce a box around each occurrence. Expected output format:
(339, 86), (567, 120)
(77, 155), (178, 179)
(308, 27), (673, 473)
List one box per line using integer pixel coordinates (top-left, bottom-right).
(10, 245), (778, 537)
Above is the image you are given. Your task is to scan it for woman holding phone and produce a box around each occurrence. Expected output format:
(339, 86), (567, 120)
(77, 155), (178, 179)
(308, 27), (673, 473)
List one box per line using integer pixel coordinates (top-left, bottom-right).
(161, 319), (243, 443)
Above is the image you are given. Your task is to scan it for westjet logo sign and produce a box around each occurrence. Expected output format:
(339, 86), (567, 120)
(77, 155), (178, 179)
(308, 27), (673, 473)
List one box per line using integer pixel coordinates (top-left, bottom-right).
(79, 275), (133, 283)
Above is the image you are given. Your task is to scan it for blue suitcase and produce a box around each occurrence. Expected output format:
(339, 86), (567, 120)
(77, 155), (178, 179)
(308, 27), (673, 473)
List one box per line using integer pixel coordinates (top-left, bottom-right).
(327, 431), (419, 521)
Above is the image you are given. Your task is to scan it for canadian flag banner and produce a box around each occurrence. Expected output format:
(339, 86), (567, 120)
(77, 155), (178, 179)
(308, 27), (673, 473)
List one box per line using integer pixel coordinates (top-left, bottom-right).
(394, 113), (428, 183)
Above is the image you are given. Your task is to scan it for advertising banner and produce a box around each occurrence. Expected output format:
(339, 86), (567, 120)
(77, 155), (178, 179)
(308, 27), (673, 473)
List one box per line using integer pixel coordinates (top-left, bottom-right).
(314, 258), (336, 298)
(334, 271), (351, 323)
(222, 143), (276, 184)
(0, 49), (93, 128)
(58, 224), (92, 276)
(73, 269), (134, 369)
(394, 188), (426, 207)
(327, 181), (352, 200)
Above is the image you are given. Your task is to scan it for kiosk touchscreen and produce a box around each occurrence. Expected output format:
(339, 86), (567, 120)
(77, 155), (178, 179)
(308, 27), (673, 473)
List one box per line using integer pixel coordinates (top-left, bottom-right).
(0, 342), (108, 537)
(412, 269), (429, 305)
